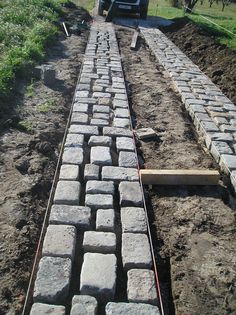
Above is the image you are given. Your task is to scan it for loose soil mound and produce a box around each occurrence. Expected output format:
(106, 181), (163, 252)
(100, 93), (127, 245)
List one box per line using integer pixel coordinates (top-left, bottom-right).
(0, 5), (90, 314)
(161, 18), (236, 105)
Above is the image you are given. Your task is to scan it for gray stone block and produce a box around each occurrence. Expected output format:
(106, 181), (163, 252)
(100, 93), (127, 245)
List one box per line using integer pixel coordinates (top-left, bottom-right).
(127, 269), (158, 305)
(121, 207), (147, 234)
(93, 105), (110, 114)
(102, 167), (139, 182)
(69, 125), (99, 137)
(113, 99), (129, 109)
(49, 205), (91, 229)
(93, 92), (111, 98)
(96, 209), (115, 232)
(54, 181), (81, 205)
(93, 113), (110, 120)
(105, 302), (160, 315)
(220, 154), (236, 174)
(71, 295), (97, 315)
(84, 164), (100, 181)
(205, 132), (233, 149)
(90, 118), (109, 127)
(119, 151), (137, 168)
(76, 90), (89, 98)
(119, 182), (143, 207)
(62, 147), (83, 165)
(83, 231), (116, 253)
(30, 303), (65, 315)
(210, 141), (233, 163)
(33, 257), (71, 304)
(86, 180), (115, 195)
(42, 225), (76, 259)
(122, 233), (152, 270)
(116, 137), (135, 152)
(89, 136), (112, 147)
(115, 108), (129, 118)
(114, 118), (130, 128)
(80, 253), (116, 302)
(59, 165), (79, 181)
(90, 147), (112, 166)
(65, 134), (84, 148)
(73, 103), (89, 113)
(103, 127), (132, 138)
(85, 194), (113, 210)
(71, 113), (89, 125)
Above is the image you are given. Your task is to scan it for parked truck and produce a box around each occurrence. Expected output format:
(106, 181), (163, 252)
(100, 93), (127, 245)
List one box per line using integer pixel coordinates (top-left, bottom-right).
(98, 0), (149, 19)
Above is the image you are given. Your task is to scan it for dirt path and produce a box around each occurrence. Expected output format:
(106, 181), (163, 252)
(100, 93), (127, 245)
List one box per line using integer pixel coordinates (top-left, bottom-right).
(117, 27), (236, 315)
(0, 6), (90, 315)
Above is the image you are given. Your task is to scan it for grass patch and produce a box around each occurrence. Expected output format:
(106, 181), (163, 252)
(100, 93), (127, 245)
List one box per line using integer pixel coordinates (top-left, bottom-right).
(0, 0), (70, 101)
(37, 99), (56, 113)
(18, 120), (34, 133)
(72, 0), (95, 11)
(148, 0), (236, 50)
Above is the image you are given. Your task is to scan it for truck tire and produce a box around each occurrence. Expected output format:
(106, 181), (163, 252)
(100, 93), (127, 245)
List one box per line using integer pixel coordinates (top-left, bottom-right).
(140, 5), (148, 19)
(98, 0), (104, 16)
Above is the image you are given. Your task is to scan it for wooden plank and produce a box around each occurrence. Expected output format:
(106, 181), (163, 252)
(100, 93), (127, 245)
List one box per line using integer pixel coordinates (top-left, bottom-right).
(140, 169), (220, 185)
(130, 31), (139, 50)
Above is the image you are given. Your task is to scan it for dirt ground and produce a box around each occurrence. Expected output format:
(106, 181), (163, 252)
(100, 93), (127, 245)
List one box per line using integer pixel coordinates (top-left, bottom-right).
(0, 5), (90, 315)
(161, 18), (236, 105)
(117, 27), (236, 315)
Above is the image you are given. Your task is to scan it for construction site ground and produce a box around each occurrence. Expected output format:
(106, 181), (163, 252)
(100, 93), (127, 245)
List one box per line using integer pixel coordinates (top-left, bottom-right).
(0, 5), (236, 315)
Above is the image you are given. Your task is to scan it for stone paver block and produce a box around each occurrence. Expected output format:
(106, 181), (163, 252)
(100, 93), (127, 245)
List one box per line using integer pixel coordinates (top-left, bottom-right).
(205, 132), (233, 149)
(93, 105), (110, 114)
(90, 147), (112, 166)
(49, 205), (91, 229)
(85, 194), (113, 210)
(121, 207), (147, 233)
(119, 151), (137, 168)
(115, 108), (129, 118)
(102, 166), (138, 182)
(83, 231), (116, 253)
(105, 302), (160, 315)
(89, 136), (112, 147)
(90, 118), (109, 127)
(30, 303), (65, 315)
(93, 113), (110, 120)
(71, 113), (89, 125)
(33, 256), (71, 304)
(116, 137), (135, 152)
(84, 164), (100, 181)
(62, 147), (83, 165)
(54, 181), (81, 205)
(113, 99), (128, 109)
(71, 295), (97, 315)
(59, 165), (79, 181)
(119, 182), (143, 207)
(103, 127), (132, 138)
(127, 269), (158, 305)
(96, 209), (115, 232)
(65, 134), (84, 148)
(122, 233), (152, 270)
(86, 180), (115, 195)
(80, 253), (116, 302)
(114, 118), (130, 128)
(69, 125), (99, 137)
(42, 225), (76, 259)
(210, 141), (233, 162)
(220, 154), (236, 174)
(73, 103), (89, 113)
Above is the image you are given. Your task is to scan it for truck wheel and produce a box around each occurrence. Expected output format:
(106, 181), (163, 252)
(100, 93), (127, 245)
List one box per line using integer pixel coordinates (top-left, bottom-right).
(98, 0), (104, 16)
(140, 6), (148, 19)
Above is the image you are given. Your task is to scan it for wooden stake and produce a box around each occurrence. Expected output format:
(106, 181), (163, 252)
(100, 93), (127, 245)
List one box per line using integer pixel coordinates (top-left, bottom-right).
(140, 169), (220, 185)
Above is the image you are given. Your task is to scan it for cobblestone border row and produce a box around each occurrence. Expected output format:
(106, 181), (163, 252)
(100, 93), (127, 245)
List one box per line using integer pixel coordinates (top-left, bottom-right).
(30, 22), (160, 315)
(141, 27), (236, 191)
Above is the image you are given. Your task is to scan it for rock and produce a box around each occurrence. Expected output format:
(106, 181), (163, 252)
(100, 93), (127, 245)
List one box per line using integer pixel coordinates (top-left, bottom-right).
(105, 302), (160, 315)
(119, 182), (143, 207)
(65, 134), (84, 148)
(80, 253), (116, 302)
(54, 181), (81, 205)
(102, 166), (139, 182)
(30, 303), (65, 315)
(84, 164), (100, 181)
(119, 151), (137, 168)
(113, 118), (130, 128)
(121, 207), (147, 233)
(83, 231), (116, 253)
(116, 137), (135, 152)
(69, 125), (99, 138)
(71, 295), (97, 315)
(90, 147), (112, 166)
(33, 256), (71, 304)
(96, 209), (115, 232)
(85, 194), (113, 210)
(86, 181), (115, 195)
(71, 113), (89, 125)
(103, 127), (132, 138)
(59, 165), (79, 181)
(88, 136), (112, 147)
(62, 147), (83, 165)
(122, 233), (152, 270)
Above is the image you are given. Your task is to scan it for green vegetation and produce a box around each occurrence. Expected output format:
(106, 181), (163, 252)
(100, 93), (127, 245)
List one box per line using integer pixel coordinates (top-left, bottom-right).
(0, 0), (69, 99)
(18, 120), (33, 133)
(72, 0), (95, 11)
(37, 98), (56, 112)
(148, 0), (236, 50)
(26, 80), (35, 98)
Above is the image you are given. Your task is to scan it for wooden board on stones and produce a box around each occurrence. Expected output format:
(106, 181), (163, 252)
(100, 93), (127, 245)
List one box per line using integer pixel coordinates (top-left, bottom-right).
(140, 169), (220, 185)
(130, 31), (139, 50)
